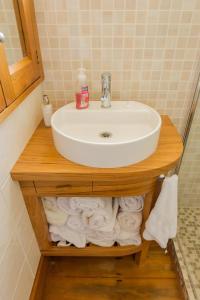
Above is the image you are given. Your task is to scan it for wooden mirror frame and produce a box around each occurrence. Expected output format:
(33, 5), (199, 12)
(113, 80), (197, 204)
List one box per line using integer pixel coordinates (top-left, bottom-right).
(0, 0), (43, 122)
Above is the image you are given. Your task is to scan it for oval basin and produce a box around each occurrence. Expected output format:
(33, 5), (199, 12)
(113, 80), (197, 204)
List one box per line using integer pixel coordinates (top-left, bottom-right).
(51, 101), (161, 168)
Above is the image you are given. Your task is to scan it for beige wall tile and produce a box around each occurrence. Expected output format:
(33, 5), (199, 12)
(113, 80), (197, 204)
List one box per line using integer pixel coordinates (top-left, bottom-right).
(34, 0), (200, 134)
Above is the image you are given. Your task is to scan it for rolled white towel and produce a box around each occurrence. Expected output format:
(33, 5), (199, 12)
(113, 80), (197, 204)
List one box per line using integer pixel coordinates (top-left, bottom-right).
(115, 211), (142, 246)
(69, 197), (109, 211)
(50, 232), (64, 242)
(82, 198), (119, 232)
(42, 197), (68, 226)
(117, 195), (144, 212)
(67, 214), (85, 232)
(117, 211), (142, 231)
(116, 230), (141, 246)
(57, 197), (80, 215)
(87, 231), (114, 247)
(50, 233), (71, 247)
(57, 197), (110, 214)
(57, 241), (71, 247)
(87, 224), (120, 247)
(49, 223), (86, 248)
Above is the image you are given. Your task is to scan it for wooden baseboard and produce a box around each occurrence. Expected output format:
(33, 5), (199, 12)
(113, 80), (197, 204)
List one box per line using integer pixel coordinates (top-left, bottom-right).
(29, 256), (48, 300)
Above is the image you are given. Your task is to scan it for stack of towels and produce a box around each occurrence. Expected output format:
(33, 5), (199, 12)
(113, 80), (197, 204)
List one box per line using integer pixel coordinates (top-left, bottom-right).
(42, 196), (144, 248)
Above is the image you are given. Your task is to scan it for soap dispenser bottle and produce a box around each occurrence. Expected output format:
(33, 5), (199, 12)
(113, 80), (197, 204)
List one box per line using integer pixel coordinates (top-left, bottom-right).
(42, 94), (53, 127)
(75, 68), (89, 109)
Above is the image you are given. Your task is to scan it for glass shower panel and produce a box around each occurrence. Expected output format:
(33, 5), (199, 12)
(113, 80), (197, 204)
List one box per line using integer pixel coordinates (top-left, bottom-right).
(179, 95), (200, 207)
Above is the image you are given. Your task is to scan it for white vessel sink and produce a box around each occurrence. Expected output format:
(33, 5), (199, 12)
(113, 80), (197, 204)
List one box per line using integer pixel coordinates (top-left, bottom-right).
(51, 101), (161, 168)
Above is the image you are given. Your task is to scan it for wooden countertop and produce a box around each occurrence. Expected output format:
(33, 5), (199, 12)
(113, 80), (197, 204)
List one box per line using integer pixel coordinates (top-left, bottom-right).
(11, 115), (183, 182)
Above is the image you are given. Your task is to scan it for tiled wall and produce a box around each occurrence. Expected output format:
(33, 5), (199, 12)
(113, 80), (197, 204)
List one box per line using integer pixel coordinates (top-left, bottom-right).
(0, 0), (24, 65)
(35, 0), (200, 133)
(179, 94), (200, 207)
(0, 86), (42, 300)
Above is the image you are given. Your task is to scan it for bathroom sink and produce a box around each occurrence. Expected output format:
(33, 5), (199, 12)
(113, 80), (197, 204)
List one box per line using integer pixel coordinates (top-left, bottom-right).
(51, 101), (161, 168)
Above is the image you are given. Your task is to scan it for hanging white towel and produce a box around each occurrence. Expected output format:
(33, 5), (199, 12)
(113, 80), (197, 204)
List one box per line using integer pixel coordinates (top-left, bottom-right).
(82, 198), (118, 232)
(117, 196), (144, 212)
(42, 197), (68, 226)
(143, 174), (178, 248)
(49, 223), (86, 248)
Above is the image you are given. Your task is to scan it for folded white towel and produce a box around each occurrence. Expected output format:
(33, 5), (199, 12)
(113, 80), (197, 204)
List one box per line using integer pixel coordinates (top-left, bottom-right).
(143, 175), (178, 248)
(49, 223), (86, 248)
(117, 196), (144, 212)
(82, 198), (118, 232)
(42, 197), (68, 226)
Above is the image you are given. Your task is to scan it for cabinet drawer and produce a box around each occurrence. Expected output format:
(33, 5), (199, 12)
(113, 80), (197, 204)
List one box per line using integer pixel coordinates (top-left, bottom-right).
(34, 181), (92, 196)
(92, 178), (156, 196)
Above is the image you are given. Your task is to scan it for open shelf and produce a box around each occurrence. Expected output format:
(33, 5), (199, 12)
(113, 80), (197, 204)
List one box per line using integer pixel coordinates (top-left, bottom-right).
(41, 242), (143, 257)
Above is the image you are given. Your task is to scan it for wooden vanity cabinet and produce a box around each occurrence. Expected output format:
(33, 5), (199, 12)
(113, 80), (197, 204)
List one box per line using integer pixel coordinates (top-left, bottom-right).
(11, 115), (183, 264)
(20, 176), (159, 262)
(0, 83), (6, 112)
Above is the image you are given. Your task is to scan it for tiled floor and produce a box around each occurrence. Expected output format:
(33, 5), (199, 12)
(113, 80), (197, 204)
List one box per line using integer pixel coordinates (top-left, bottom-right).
(173, 208), (200, 300)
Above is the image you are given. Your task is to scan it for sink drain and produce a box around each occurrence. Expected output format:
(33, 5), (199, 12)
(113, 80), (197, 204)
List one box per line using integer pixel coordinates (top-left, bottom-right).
(99, 131), (112, 138)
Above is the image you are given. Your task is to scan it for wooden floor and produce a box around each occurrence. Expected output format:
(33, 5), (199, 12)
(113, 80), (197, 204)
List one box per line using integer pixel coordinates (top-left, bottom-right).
(41, 243), (183, 300)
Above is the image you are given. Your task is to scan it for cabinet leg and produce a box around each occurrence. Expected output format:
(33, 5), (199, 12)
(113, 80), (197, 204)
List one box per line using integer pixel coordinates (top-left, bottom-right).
(20, 182), (51, 251)
(135, 241), (151, 265)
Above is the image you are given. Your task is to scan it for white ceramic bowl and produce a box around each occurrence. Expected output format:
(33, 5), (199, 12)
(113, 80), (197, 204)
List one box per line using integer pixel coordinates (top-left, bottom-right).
(51, 101), (161, 168)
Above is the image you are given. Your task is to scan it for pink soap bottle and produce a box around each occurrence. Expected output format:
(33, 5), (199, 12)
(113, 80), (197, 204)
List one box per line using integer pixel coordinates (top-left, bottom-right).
(75, 68), (89, 109)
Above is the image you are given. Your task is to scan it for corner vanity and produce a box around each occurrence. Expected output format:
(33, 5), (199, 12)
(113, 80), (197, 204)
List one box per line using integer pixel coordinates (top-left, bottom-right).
(11, 110), (183, 264)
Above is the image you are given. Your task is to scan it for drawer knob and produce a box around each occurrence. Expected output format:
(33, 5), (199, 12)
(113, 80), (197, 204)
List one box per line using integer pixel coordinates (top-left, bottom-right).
(56, 184), (72, 188)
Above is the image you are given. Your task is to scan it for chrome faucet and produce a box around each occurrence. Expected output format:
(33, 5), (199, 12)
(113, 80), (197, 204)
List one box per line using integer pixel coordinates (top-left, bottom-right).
(101, 72), (111, 108)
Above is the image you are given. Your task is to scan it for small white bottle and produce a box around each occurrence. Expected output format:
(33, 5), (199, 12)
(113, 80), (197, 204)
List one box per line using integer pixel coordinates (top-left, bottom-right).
(42, 95), (53, 127)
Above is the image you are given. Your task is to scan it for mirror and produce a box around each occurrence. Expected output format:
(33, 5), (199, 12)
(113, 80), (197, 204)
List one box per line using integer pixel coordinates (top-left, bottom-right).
(0, 0), (26, 65)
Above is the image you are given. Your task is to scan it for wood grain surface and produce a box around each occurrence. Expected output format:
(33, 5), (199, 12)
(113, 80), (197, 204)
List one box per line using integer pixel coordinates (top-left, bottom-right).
(11, 115), (183, 182)
(40, 243), (183, 300)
